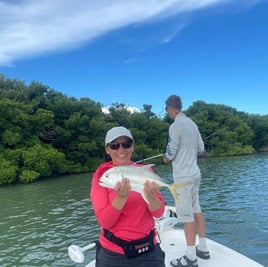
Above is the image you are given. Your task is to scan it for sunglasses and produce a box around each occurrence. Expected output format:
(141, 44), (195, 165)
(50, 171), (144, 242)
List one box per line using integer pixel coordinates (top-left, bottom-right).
(108, 140), (133, 150)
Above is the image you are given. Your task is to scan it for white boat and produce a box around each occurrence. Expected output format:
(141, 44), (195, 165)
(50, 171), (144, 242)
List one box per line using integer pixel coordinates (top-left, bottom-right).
(68, 206), (264, 267)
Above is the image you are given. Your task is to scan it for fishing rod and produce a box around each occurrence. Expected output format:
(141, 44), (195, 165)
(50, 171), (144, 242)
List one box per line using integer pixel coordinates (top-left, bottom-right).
(135, 153), (164, 163)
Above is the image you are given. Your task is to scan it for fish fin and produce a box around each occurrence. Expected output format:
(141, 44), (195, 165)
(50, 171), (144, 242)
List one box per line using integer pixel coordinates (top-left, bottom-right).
(139, 164), (155, 170)
(167, 181), (191, 204)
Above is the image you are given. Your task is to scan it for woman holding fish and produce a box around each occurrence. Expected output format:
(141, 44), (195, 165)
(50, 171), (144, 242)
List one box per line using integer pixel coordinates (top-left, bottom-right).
(90, 126), (166, 267)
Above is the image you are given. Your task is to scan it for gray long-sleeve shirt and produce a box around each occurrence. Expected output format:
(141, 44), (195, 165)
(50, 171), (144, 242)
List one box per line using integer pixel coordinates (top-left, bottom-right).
(165, 113), (204, 181)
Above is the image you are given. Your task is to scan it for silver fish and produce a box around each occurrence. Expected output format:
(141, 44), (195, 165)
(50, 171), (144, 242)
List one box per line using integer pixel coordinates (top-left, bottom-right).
(99, 164), (189, 204)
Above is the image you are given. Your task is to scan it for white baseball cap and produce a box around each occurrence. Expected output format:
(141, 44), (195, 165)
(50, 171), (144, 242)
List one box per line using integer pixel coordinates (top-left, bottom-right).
(105, 126), (134, 145)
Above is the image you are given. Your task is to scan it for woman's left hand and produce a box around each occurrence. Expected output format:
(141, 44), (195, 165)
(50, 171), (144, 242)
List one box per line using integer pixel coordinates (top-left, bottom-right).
(144, 181), (160, 198)
(143, 181), (162, 211)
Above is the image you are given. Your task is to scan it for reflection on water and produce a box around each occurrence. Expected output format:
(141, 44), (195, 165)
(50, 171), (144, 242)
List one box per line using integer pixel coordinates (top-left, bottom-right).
(0, 154), (267, 266)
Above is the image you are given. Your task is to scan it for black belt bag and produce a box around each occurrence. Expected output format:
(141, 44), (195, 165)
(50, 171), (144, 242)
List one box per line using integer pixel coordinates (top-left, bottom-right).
(103, 229), (155, 258)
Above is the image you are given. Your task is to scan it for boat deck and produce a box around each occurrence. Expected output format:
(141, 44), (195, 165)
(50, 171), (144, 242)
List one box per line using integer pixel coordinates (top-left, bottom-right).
(161, 228), (263, 267)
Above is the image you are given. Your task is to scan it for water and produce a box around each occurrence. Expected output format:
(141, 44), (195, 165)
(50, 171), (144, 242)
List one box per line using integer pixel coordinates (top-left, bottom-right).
(0, 154), (268, 267)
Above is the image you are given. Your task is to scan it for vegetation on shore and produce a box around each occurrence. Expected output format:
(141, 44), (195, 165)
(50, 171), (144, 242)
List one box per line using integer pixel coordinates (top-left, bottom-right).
(1, 74), (267, 185)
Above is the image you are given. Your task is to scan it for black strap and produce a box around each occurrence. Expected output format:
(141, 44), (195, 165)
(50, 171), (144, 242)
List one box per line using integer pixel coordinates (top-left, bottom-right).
(103, 229), (154, 247)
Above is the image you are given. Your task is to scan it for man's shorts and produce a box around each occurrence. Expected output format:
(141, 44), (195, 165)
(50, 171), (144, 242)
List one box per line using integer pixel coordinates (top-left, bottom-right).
(175, 177), (201, 222)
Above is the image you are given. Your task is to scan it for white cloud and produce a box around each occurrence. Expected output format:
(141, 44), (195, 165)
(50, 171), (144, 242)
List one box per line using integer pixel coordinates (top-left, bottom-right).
(124, 58), (142, 64)
(126, 106), (141, 113)
(0, 0), (263, 66)
(102, 106), (141, 114)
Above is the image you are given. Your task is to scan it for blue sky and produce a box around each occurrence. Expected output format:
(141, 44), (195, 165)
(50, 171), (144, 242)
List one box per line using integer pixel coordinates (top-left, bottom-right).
(0, 0), (268, 117)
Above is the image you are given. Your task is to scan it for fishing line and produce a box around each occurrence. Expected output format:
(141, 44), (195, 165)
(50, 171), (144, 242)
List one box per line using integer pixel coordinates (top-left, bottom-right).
(135, 153), (164, 163)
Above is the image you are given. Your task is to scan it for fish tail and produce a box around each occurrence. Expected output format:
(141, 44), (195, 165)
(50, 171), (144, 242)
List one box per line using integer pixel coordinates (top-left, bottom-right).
(167, 181), (190, 204)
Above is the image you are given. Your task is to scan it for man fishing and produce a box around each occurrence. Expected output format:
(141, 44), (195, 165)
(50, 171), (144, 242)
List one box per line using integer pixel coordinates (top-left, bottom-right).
(163, 95), (210, 267)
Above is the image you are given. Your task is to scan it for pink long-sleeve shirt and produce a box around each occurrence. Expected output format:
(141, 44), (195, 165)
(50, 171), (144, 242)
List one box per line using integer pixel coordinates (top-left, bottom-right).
(90, 161), (165, 254)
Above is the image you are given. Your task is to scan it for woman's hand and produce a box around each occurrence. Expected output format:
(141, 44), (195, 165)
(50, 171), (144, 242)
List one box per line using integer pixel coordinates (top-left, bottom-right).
(144, 181), (162, 211)
(144, 180), (159, 196)
(112, 178), (131, 210)
(114, 178), (131, 197)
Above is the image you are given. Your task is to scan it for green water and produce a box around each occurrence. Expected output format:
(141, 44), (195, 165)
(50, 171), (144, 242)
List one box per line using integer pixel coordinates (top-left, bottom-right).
(1, 154), (268, 266)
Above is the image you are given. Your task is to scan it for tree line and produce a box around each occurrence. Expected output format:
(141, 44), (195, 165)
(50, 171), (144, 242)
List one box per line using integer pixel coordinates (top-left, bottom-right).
(0, 74), (267, 185)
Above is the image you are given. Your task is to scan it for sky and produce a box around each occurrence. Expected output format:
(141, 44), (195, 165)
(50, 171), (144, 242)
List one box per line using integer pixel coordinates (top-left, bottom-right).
(0, 0), (268, 117)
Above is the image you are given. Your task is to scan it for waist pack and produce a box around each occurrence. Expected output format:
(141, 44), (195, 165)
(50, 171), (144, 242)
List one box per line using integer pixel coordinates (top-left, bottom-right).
(103, 229), (155, 258)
